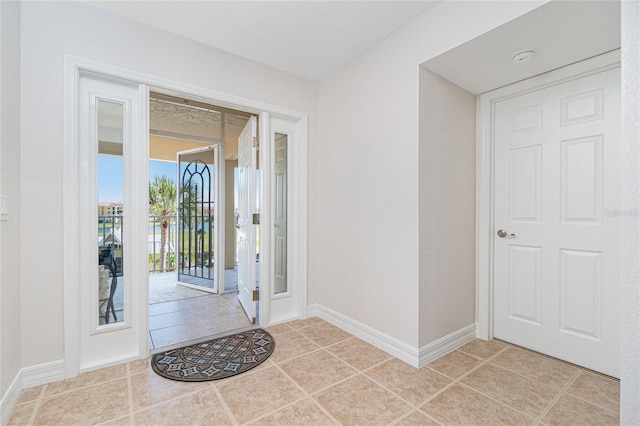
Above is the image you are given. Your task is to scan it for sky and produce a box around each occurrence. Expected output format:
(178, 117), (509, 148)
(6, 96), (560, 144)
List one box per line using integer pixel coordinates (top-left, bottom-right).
(98, 156), (176, 203)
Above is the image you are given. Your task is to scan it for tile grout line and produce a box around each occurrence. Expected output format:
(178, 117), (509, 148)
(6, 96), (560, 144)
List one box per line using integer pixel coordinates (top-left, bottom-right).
(457, 346), (549, 419)
(411, 359), (489, 418)
(26, 384), (46, 426)
(359, 354), (395, 372)
(416, 346), (539, 423)
(313, 343), (509, 422)
(387, 409), (445, 426)
(128, 371), (219, 418)
(453, 345), (589, 424)
(266, 326), (403, 424)
(455, 381), (538, 424)
(126, 362), (135, 425)
(532, 369), (582, 424)
(320, 345), (371, 374)
(211, 383), (240, 426)
(129, 387), (213, 418)
(360, 365), (447, 413)
(36, 376), (129, 399)
(485, 359), (575, 388)
(562, 392), (621, 416)
(484, 346), (585, 389)
(264, 360), (342, 426)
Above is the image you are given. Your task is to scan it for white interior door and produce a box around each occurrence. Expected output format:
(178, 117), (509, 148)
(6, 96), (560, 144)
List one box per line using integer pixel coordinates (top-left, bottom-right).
(237, 116), (258, 323)
(493, 67), (620, 377)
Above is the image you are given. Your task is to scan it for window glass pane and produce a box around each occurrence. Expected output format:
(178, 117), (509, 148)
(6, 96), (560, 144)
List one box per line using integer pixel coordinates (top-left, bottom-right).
(274, 133), (287, 294)
(97, 100), (124, 325)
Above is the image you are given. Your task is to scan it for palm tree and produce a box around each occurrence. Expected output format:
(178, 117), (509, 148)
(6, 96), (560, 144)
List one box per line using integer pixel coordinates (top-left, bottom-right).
(149, 175), (177, 271)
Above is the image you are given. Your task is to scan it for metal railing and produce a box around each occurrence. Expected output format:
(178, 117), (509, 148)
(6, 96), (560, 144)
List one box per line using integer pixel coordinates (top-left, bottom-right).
(98, 215), (178, 274)
(98, 215), (123, 276)
(149, 215), (177, 273)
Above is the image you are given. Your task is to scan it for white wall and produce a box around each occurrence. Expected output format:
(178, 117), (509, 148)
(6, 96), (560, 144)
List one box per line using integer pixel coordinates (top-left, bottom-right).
(312, 1), (545, 347)
(621, 1), (640, 423)
(418, 69), (475, 346)
(0, 0), (22, 396)
(19, 1), (317, 367)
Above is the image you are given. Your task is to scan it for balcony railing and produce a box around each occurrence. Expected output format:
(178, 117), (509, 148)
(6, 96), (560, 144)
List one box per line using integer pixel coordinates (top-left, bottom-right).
(98, 215), (178, 274)
(98, 215), (123, 276)
(149, 215), (177, 273)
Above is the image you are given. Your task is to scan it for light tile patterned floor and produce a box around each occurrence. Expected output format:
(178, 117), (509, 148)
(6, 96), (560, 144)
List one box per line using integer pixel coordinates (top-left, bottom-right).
(8, 318), (619, 425)
(148, 271), (251, 350)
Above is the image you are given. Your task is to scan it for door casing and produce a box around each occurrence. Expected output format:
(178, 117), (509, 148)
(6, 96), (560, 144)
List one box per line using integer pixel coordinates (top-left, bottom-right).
(476, 50), (621, 340)
(64, 56), (308, 378)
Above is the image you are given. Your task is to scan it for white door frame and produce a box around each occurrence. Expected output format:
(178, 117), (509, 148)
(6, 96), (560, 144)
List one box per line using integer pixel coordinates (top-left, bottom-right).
(64, 56), (308, 377)
(475, 50), (620, 340)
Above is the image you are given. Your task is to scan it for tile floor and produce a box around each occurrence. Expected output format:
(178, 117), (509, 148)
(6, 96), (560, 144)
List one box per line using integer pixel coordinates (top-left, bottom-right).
(148, 271), (251, 350)
(8, 318), (619, 425)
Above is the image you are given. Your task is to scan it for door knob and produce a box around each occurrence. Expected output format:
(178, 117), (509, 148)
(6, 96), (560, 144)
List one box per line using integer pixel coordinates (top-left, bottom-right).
(497, 229), (516, 238)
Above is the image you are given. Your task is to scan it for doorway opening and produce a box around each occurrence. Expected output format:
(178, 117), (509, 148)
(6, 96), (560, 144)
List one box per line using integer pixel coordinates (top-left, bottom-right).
(67, 58), (307, 376)
(145, 93), (257, 350)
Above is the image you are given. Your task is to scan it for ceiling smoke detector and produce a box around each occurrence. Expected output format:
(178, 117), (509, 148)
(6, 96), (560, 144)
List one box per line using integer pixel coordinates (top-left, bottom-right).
(512, 50), (536, 63)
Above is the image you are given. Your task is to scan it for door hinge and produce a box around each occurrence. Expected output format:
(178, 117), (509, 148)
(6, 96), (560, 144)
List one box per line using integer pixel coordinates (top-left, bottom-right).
(252, 213), (260, 225)
(252, 136), (260, 149)
(252, 289), (259, 301)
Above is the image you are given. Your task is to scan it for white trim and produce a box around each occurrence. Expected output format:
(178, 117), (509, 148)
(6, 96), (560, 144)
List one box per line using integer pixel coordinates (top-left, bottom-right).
(217, 142), (225, 295)
(63, 56), (81, 379)
(22, 360), (65, 389)
(308, 304), (475, 368)
(295, 116), (309, 320)
(308, 303), (420, 366)
(79, 353), (139, 374)
(259, 112), (271, 326)
(418, 324), (477, 367)
(475, 50), (621, 340)
(0, 371), (23, 426)
(66, 56), (305, 121)
(135, 85), (150, 357)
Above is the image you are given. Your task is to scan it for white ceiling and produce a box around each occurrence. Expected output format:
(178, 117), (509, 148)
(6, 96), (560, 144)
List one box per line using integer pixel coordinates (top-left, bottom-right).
(84, 0), (439, 80)
(424, 1), (621, 95)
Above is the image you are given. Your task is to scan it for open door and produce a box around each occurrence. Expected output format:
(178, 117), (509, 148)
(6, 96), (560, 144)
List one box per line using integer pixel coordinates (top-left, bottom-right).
(237, 116), (258, 323)
(177, 146), (218, 293)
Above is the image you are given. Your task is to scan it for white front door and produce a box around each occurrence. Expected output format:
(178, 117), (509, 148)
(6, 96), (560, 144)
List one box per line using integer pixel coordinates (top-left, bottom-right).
(237, 116), (258, 323)
(493, 67), (620, 377)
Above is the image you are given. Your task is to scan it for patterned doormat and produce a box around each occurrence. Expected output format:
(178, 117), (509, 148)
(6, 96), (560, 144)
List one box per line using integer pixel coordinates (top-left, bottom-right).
(151, 329), (275, 382)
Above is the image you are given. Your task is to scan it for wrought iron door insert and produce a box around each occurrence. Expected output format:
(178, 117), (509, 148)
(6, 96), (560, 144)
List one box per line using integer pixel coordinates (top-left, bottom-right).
(177, 147), (216, 291)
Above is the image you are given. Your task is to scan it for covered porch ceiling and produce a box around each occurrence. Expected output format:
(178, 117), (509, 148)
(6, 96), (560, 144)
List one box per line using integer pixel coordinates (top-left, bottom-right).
(149, 93), (252, 162)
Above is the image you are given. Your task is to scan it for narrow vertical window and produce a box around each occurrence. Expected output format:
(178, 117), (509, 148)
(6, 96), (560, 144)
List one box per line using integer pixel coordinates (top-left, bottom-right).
(97, 100), (125, 325)
(274, 133), (288, 294)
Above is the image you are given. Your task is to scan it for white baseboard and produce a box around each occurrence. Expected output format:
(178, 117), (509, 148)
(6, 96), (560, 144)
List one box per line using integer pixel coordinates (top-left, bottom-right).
(22, 359), (65, 389)
(0, 359), (65, 425)
(307, 304), (476, 368)
(80, 352), (141, 374)
(0, 371), (23, 426)
(418, 323), (477, 367)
